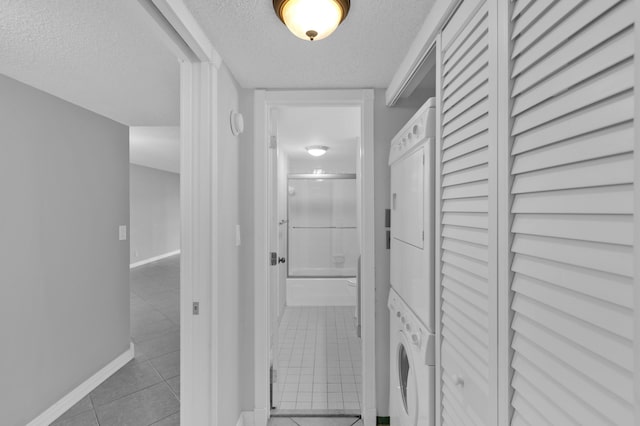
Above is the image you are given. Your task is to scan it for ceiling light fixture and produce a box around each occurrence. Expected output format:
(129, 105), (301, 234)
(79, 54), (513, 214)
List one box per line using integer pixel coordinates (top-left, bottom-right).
(273, 0), (350, 41)
(306, 145), (329, 157)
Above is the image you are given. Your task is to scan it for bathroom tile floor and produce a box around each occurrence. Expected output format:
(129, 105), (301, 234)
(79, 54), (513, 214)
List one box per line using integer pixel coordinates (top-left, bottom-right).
(273, 306), (362, 413)
(52, 255), (180, 426)
(268, 417), (362, 425)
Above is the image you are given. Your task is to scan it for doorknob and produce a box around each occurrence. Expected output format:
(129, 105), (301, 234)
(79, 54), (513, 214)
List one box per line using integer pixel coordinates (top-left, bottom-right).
(278, 257), (286, 264)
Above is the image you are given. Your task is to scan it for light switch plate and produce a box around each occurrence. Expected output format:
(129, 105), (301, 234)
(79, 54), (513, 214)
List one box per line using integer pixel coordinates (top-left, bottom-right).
(119, 225), (127, 241)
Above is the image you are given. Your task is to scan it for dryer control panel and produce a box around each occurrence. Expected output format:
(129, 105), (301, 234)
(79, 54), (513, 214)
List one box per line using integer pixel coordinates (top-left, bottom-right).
(388, 98), (435, 165)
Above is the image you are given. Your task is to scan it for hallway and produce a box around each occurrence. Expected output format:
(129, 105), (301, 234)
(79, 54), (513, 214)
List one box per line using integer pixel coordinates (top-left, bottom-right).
(52, 256), (180, 426)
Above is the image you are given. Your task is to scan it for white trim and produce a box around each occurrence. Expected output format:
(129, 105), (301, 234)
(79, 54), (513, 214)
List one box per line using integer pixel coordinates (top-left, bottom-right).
(138, 2), (221, 425)
(129, 250), (181, 269)
(433, 32), (443, 426)
(385, 0), (463, 106)
(135, 0), (195, 62)
(487, 1), (500, 425)
(496, 1), (514, 425)
(253, 89), (269, 426)
(237, 411), (255, 426)
(150, 0), (222, 66)
(179, 60), (219, 426)
(253, 89), (376, 426)
(634, 0), (640, 420)
(26, 343), (134, 426)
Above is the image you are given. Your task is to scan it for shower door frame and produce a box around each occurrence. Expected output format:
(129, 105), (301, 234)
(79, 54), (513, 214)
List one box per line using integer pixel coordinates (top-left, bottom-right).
(253, 89), (376, 426)
(287, 173), (358, 279)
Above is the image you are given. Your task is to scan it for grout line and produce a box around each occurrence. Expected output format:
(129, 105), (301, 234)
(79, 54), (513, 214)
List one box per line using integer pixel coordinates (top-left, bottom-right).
(88, 391), (101, 426)
(146, 355), (181, 403)
(147, 409), (180, 426)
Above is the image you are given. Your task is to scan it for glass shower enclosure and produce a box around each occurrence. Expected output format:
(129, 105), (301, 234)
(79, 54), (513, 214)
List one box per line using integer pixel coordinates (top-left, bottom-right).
(287, 173), (358, 278)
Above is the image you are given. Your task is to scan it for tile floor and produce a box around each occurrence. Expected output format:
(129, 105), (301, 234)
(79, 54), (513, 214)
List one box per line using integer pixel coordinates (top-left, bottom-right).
(52, 255), (180, 426)
(274, 306), (362, 412)
(268, 417), (363, 425)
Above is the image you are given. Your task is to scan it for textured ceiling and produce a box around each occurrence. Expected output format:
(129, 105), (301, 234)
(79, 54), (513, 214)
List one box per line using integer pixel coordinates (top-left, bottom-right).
(0, 0), (434, 156)
(184, 0), (436, 89)
(0, 0), (179, 125)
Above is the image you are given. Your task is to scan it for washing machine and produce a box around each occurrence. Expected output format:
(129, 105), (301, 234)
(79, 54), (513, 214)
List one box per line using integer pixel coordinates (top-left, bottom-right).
(389, 288), (435, 426)
(388, 98), (435, 332)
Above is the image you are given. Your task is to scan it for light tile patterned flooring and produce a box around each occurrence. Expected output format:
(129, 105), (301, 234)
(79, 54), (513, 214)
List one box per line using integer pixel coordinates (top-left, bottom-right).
(52, 255), (180, 426)
(268, 417), (363, 425)
(274, 306), (362, 412)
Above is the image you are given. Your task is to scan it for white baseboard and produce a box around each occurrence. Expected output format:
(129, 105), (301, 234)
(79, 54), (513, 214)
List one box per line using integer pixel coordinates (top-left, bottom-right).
(253, 408), (268, 426)
(363, 408), (377, 426)
(130, 250), (180, 269)
(236, 411), (255, 426)
(27, 343), (135, 426)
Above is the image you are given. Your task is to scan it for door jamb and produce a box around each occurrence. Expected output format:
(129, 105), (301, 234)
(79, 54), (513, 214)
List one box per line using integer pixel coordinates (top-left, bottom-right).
(138, 1), (222, 424)
(633, 0), (640, 420)
(253, 90), (376, 426)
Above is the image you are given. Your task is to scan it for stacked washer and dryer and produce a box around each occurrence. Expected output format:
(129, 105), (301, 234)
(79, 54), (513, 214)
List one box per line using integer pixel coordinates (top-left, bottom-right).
(388, 98), (436, 426)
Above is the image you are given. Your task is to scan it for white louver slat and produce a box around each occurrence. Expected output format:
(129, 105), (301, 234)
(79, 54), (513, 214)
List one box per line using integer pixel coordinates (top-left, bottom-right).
(509, 1), (635, 425)
(439, 1), (495, 425)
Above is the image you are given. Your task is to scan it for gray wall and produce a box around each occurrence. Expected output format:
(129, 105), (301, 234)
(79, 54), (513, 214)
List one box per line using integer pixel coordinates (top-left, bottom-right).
(373, 89), (422, 415)
(0, 74), (130, 426)
(129, 164), (180, 264)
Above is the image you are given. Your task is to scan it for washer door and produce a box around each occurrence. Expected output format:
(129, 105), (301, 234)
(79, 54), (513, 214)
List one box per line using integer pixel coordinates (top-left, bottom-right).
(395, 331), (418, 426)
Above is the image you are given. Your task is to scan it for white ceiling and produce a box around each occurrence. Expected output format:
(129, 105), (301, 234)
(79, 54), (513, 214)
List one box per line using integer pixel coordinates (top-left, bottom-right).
(184, 0), (436, 89)
(0, 0), (434, 164)
(130, 126), (180, 173)
(0, 0), (179, 126)
(277, 106), (360, 170)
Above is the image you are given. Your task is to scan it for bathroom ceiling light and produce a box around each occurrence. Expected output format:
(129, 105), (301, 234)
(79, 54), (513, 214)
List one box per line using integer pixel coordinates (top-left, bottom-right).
(306, 145), (329, 157)
(273, 0), (350, 41)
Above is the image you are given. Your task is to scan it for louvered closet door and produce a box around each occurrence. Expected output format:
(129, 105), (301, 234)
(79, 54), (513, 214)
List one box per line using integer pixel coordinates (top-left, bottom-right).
(509, 0), (635, 425)
(439, 0), (496, 424)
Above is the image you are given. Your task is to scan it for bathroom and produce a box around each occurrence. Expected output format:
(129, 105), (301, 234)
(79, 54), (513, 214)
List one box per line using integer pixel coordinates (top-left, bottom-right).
(272, 105), (363, 413)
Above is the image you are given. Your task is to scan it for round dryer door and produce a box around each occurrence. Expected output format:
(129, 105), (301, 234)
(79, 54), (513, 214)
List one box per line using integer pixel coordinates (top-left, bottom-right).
(396, 331), (419, 426)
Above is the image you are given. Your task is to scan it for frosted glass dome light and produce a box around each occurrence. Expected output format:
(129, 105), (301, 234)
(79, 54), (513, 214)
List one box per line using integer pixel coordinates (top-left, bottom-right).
(306, 145), (329, 157)
(273, 0), (350, 41)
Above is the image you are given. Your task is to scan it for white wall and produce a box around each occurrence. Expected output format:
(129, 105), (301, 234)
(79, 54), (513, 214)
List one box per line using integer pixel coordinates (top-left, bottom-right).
(216, 64), (244, 426)
(0, 74), (130, 426)
(238, 89), (256, 414)
(373, 88), (422, 415)
(288, 155), (357, 174)
(129, 164), (180, 264)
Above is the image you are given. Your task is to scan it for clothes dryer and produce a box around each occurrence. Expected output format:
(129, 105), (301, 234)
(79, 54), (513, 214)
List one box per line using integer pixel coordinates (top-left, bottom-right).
(389, 98), (436, 332)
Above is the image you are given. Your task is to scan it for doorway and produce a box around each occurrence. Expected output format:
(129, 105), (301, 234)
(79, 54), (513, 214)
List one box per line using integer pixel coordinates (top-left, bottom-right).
(254, 90), (376, 426)
(272, 106), (361, 414)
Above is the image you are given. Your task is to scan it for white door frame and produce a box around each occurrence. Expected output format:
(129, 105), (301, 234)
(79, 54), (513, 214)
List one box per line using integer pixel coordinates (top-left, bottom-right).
(137, 1), (222, 424)
(634, 0), (640, 419)
(253, 89), (376, 426)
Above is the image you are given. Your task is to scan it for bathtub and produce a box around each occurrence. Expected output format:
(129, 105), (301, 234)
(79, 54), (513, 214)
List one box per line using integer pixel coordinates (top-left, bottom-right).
(286, 277), (357, 306)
